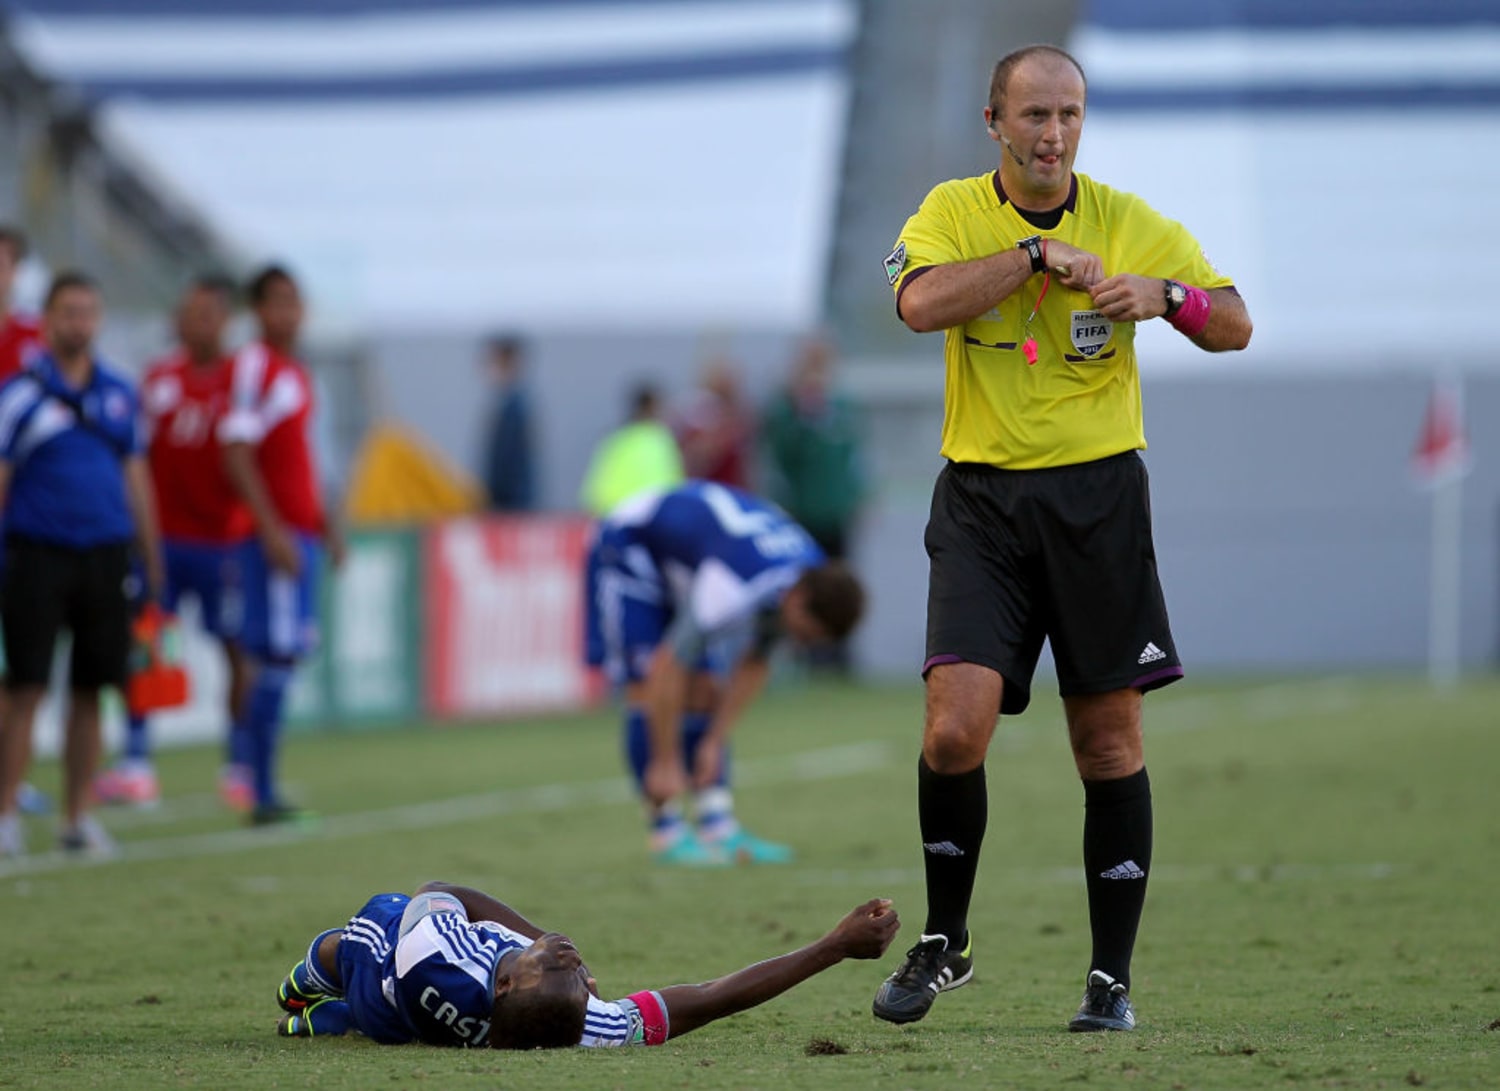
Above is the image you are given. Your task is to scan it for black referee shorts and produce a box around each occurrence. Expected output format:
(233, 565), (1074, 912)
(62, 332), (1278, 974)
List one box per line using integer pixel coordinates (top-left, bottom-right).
(922, 452), (1182, 716)
(2, 538), (133, 691)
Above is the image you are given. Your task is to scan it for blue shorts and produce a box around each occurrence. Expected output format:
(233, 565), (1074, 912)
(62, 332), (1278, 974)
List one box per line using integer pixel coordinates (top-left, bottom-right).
(336, 893), (413, 1045)
(162, 538), (239, 639)
(229, 533), (321, 661)
(584, 528), (719, 685)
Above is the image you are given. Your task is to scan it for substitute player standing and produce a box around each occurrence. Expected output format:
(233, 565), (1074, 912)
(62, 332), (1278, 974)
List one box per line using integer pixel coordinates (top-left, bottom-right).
(220, 265), (341, 825)
(94, 275), (255, 809)
(871, 45), (1251, 1031)
(0, 272), (164, 856)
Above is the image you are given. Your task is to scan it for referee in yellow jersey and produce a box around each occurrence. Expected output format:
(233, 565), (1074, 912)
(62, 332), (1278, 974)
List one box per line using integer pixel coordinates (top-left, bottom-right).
(871, 44), (1252, 1032)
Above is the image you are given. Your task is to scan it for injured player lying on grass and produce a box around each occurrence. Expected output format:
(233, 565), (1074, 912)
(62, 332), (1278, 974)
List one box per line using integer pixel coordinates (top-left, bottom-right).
(275, 881), (898, 1049)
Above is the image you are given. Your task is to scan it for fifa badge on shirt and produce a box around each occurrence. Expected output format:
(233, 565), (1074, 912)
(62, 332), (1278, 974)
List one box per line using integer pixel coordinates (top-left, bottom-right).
(883, 242), (907, 286)
(1070, 310), (1113, 359)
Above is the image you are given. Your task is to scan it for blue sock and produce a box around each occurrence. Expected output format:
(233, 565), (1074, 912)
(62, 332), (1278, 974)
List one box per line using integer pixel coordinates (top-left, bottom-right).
(626, 708), (693, 846)
(623, 706), (651, 793)
(226, 720), (253, 768)
(301, 998), (353, 1036)
(297, 929), (342, 995)
(246, 660), (294, 808)
(123, 714), (151, 762)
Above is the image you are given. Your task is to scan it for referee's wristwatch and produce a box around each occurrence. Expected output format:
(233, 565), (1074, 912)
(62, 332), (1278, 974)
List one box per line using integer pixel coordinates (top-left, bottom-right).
(1016, 235), (1046, 275)
(1163, 279), (1187, 317)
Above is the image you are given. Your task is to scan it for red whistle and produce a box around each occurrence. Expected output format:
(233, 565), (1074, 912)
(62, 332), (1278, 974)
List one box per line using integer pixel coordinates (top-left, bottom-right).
(1022, 338), (1038, 365)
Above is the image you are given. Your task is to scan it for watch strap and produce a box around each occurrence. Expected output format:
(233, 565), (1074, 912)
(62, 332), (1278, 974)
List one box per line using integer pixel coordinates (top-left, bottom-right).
(1016, 235), (1046, 275)
(1163, 279), (1186, 318)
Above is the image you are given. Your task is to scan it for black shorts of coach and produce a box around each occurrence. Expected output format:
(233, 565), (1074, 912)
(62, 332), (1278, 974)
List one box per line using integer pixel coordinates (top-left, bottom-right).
(922, 451), (1183, 716)
(1, 537), (133, 691)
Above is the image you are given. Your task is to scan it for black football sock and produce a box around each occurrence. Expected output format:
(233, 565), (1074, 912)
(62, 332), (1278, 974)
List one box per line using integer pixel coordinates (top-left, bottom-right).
(1081, 767), (1153, 988)
(918, 755), (987, 947)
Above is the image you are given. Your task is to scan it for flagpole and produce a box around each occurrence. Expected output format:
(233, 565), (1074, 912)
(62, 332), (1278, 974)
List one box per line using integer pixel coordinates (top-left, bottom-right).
(1427, 466), (1462, 691)
(1417, 369), (1469, 692)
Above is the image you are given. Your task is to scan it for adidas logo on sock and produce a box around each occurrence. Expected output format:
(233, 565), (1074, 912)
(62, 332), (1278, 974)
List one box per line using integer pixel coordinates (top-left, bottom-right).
(1138, 642), (1166, 665)
(923, 840), (965, 857)
(1100, 859), (1146, 880)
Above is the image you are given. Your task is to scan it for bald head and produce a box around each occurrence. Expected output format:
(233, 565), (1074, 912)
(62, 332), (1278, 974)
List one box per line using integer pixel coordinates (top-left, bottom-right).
(988, 44), (1087, 119)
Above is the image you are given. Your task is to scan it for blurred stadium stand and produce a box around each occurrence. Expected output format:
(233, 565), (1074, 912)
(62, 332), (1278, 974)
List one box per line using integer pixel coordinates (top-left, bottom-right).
(0, 16), (228, 310)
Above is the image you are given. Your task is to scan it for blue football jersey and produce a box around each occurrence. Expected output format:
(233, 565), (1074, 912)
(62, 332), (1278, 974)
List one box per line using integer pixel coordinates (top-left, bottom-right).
(388, 900), (641, 1048)
(0, 353), (142, 548)
(604, 482), (825, 636)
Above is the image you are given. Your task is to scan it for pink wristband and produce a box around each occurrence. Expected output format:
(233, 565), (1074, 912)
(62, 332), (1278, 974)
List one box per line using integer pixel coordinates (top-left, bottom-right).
(1167, 285), (1211, 338)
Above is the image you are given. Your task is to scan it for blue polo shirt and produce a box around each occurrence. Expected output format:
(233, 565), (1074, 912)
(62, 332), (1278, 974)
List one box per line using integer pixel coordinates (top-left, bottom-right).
(0, 354), (142, 548)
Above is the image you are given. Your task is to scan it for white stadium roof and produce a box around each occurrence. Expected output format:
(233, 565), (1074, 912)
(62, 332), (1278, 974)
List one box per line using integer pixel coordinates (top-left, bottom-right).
(5, 0), (856, 332)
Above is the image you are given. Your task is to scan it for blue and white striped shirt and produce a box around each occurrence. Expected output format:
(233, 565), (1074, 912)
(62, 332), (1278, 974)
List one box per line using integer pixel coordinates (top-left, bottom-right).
(390, 903), (644, 1048)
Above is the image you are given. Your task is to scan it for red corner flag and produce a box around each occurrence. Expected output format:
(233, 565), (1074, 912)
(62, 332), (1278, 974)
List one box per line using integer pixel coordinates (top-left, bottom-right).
(1411, 375), (1471, 488)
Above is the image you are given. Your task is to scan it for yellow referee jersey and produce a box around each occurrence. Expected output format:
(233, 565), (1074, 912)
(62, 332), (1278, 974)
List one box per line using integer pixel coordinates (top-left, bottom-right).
(888, 171), (1233, 469)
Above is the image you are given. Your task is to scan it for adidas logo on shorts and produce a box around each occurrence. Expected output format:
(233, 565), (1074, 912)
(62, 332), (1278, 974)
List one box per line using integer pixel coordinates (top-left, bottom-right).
(1138, 642), (1166, 665)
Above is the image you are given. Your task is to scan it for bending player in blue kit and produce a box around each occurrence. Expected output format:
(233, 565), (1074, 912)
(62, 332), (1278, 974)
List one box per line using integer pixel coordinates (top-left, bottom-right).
(584, 482), (865, 865)
(275, 881), (899, 1049)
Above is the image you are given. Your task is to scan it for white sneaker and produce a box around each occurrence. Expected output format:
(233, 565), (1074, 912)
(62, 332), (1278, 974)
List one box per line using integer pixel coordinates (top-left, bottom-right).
(0, 813), (24, 857)
(59, 813), (119, 858)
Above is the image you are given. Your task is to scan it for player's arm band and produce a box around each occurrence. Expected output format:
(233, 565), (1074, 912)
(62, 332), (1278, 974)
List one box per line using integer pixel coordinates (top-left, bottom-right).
(1165, 282), (1212, 338)
(1015, 235), (1046, 275)
(626, 990), (670, 1045)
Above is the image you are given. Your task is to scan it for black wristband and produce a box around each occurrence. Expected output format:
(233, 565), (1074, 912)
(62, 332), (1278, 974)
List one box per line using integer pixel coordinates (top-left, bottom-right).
(1016, 235), (1046, 275)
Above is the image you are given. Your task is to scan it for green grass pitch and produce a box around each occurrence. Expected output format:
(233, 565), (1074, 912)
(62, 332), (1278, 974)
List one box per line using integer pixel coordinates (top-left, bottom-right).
(2, 674), (1497, 1089)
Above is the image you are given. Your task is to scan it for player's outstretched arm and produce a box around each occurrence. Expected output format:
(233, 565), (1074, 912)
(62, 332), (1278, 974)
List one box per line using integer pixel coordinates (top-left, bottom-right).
(415, 882), (547, 941)
(656, 899), (899, 1040)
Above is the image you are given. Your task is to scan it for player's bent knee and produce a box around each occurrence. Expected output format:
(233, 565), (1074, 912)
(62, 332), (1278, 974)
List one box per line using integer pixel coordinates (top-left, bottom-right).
(399, 889), (467, 939)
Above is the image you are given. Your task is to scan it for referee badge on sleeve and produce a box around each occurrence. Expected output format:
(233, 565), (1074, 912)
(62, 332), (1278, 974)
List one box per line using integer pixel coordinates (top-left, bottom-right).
(883, 242), (907, 286)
